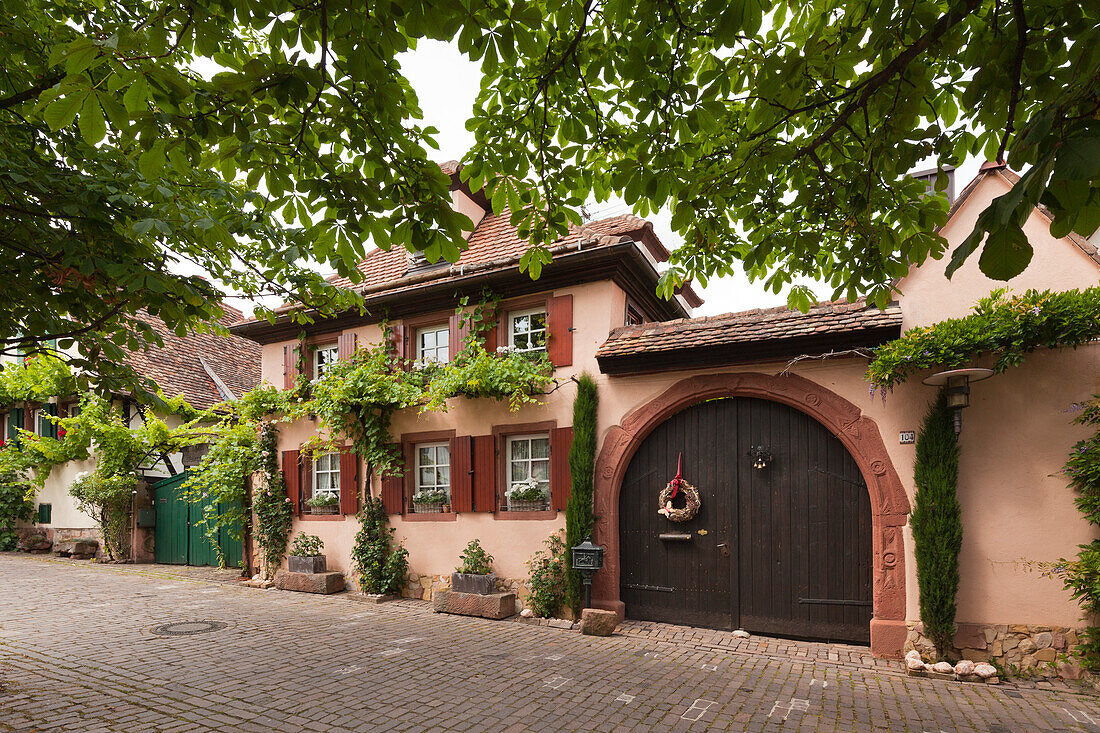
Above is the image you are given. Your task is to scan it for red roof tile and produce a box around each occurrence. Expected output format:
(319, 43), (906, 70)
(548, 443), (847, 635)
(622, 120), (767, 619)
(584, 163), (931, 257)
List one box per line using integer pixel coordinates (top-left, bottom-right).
(597, 298), (902, 359)
(327, 212), (662, 293)
(125, 309), (261, 410)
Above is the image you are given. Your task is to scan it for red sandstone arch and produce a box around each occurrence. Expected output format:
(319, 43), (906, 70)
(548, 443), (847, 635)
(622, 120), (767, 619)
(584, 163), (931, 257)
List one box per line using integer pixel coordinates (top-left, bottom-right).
(592, 372), (910, 657)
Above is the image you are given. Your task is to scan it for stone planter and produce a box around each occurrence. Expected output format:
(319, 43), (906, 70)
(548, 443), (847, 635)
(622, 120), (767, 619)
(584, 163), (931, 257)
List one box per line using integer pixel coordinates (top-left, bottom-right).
(452, 572), (497, 595)
(413, 502), (447, 514)
(288, 555), (327, 574)
(508, 499), (545, 512)
(308, 504), (338, 515)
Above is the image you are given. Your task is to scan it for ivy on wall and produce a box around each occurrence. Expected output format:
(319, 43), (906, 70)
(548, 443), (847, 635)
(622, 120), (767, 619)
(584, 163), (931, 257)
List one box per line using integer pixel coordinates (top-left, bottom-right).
(867, 287), (1100, 394)
(1052, 396), (1100, 673)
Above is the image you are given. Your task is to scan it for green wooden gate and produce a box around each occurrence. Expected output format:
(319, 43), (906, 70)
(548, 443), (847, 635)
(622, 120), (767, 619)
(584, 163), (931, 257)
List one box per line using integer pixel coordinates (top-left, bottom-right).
(154, 471), (244, 568)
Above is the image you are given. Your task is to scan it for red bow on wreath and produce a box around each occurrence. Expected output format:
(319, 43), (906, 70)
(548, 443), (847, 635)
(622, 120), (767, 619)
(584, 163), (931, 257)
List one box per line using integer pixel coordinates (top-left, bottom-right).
(670, 452), (684, 498)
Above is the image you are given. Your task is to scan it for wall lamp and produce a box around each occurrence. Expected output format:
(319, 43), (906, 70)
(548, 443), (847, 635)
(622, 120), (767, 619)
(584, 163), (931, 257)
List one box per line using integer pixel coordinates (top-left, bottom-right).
(921, 367), (994, 435)
(747, 445), (773, 469)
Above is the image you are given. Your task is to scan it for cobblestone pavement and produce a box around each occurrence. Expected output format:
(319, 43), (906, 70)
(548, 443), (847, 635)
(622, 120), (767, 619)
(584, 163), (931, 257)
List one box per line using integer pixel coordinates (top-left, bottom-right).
(2, 555), (1099, 732)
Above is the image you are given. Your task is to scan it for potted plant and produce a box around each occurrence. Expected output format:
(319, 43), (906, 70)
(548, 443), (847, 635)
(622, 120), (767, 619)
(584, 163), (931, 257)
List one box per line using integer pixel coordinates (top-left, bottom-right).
(411, 489), (449, 513)
(288, 533), (326, 573)
(506, 477), (548, 512)
(451, 539), (496, 594)
(306, 492), (339, 515)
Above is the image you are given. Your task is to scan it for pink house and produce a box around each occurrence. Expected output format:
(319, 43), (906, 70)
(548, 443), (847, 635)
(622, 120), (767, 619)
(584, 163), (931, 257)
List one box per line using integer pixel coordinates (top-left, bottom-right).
(232, 161), (1100, 668)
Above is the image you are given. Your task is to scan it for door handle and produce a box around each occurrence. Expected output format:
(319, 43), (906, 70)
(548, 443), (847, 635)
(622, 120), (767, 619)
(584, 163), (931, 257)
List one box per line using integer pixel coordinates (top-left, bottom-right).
(717, 542), (730, 557)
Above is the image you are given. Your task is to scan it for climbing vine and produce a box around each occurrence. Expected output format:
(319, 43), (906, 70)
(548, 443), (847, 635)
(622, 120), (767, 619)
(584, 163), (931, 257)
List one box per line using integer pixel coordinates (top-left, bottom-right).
(351, 495), (408, 595)
(252, 421), (295, 578)
(69, 471), (136, 560)
(0, 354), (76, 405)
(1051, 395), (1100, 674)
(308, 294), (553, 475)
(867, 287), (1100, 394)
(0, 472), (34, 551)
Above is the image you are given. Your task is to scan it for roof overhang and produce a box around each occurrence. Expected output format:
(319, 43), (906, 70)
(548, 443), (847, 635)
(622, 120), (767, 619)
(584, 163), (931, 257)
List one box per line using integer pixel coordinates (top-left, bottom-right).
(597, 323), (901, 376)
(232, 242), (692, 344)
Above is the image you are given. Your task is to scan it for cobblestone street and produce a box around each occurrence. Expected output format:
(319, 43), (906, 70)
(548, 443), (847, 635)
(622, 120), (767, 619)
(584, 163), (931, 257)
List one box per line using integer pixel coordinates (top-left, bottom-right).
(2, 554), (1099, 732)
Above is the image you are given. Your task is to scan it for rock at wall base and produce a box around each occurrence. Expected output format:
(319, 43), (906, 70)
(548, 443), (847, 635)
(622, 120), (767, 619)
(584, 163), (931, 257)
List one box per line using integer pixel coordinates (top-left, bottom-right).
(348, 593), (394, 604)
(580, 608), (619, 637)
(432, 590), (515, 619)
(926, 671), (956, 681)
(274, 570), (345, 595)
(55, 539), (98, 559)
(287, 555), (327, 574)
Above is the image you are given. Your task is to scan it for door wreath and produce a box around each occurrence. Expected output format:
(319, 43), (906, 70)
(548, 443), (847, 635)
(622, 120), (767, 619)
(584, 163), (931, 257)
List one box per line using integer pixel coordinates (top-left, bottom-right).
(658, 453), (701, 522)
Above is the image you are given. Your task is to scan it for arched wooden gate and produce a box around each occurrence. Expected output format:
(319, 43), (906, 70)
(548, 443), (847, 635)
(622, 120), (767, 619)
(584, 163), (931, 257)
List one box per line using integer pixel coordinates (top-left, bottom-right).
(618, 396), (873, 643)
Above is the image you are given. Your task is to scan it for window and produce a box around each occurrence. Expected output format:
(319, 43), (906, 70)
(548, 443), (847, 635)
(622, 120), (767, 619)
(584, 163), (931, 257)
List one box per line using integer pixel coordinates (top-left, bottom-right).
(312, 452), (341, 498)
(626, 304), (645, 326)
(506, 434), (550, 510)
(36, 404), (58, 438)
(417, 325), (450, 364)
(313, 344), (338, 380)
(509, 308), (547, 354)
(413, 443), (451, 510)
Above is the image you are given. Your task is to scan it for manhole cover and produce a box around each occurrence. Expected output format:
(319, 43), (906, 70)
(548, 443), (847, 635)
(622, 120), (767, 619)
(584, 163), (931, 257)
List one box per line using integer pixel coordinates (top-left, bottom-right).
(151, 621), (227, 636)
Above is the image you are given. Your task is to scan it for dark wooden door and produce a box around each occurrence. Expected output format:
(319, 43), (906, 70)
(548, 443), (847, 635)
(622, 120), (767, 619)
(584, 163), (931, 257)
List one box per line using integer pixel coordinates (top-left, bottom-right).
(618, 397), (872, 644)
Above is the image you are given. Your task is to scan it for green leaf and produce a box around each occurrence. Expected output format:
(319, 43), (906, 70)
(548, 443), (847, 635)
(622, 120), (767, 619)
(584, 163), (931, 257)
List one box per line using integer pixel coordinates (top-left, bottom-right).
(78, 93), (106, 144)
(978, 224), (1033, 281)
(122, 75), (149, 113)
(42, 90), (88, 131)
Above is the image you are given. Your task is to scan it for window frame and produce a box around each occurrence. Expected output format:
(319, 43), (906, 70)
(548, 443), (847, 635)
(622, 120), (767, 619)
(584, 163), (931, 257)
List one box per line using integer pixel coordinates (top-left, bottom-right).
(398, 429), (458, 520)
(508, 307), (548, 355)
(311, 451), (341, 499)
(505, 433), (551, 510)
(313, 343), (339, 380)
(416, 324), (450, 365)
(413, 441), (452, 508)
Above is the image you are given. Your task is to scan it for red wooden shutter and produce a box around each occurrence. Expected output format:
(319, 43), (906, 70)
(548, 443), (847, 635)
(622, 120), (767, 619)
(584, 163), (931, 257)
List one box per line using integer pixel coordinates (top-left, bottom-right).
(23, 407), (34, 431)
(379, 444), (404, 514)
(483, 323), (498, 353)
(337, 332), (357, 360)
(450, 435), (473, 512)
(390, 325), (407, 366)
(300, 454), (313, 513)
(472, 435), (496, 511)
(283, 344), (301, 389)
(448, 313), (468, 360)
(282, 450), (300, 511)
(339, 450), (359, 515)
(546, 294), (573, 367)
(550, 427), (574, 512)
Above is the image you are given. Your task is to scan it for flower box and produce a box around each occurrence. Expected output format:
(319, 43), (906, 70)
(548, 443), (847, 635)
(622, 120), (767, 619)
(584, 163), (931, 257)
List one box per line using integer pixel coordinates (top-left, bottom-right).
(414, 503), (448, 514)
(288, 555), (327, 574)
(508, 499), (546, 512)
(309, 504), (339, 515)
(452, 572), (497, 595)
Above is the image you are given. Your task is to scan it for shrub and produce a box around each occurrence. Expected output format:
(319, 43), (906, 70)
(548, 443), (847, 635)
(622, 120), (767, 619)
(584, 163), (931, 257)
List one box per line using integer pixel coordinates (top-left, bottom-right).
(505, 476), (547, 503)
(305, 492), (339, 507)
(290, 533), (324, 557)
(352, 495), (408, 596)
(412, 489), (449, 505)
(565, 373), (598, 613)
(69, 470), (135, 560)
(0, 472), (34, 551)
(910, 391), (962, 658)
(526, 533), (567, 618)
(456, 539), (494, 575)
(1051, 395), (1100, 673)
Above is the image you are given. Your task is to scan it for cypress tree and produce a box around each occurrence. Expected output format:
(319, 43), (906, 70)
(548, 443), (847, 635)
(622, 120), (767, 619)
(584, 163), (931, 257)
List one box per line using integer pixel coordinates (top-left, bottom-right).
(911, 390), (962, 659)
(565, 373), (598, 614)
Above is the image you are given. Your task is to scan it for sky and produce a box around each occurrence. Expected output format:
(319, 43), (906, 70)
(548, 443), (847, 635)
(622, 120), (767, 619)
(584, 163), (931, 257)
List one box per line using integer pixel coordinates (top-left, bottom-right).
(397, 39), (984, 317)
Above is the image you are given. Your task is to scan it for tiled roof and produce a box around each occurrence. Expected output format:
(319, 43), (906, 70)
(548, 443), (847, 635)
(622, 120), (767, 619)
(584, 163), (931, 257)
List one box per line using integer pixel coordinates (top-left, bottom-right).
(597, 298), (902, 360)
(125, 309), (261, 410)
(327, 212), (662, 293)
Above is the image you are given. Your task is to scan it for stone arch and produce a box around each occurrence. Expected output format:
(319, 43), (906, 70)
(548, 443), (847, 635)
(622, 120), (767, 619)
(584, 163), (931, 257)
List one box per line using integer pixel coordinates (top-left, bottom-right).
(592, 372), (910, 657)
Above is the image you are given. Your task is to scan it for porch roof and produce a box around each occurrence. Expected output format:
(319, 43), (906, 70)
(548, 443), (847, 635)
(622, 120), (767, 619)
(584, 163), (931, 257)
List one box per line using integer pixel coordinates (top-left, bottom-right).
(596, 298), (902, 375)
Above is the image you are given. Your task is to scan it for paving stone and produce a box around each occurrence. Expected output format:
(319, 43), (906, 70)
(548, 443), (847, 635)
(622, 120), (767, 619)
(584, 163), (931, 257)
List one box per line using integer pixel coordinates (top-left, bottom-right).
(1, 554), (1097, 733)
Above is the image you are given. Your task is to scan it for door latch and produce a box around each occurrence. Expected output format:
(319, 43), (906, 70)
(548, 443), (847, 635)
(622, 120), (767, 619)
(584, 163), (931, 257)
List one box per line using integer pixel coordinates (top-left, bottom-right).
(716, 542), (730, 557)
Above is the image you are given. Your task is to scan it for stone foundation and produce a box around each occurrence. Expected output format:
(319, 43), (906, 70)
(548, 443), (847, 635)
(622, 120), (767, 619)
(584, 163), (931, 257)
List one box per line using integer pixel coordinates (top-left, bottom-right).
(401, 572), (528, 611)
(905, 622), (1084, 679)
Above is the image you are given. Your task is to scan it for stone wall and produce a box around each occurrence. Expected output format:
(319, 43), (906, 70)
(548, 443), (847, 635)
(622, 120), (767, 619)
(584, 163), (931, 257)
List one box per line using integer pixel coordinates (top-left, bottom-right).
(401, 573), (528, 610)
(905, 622), (1084, 679)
